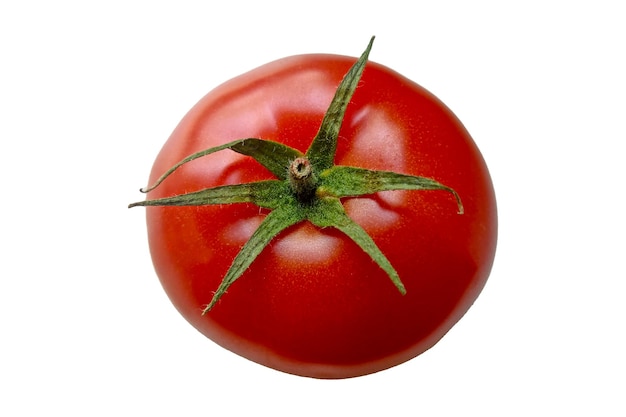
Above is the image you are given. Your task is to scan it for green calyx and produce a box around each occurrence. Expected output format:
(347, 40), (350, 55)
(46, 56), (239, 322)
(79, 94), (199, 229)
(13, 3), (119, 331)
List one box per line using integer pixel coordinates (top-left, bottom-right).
(129, 37), (463, 314)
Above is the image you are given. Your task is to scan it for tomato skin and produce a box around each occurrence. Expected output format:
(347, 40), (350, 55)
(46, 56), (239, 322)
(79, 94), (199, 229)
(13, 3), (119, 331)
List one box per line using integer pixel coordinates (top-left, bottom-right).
(145, 54), (497, 378)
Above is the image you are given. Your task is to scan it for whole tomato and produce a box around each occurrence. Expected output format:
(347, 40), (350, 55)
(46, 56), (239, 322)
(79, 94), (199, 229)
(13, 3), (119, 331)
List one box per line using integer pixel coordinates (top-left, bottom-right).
(131, 39), (497, 378)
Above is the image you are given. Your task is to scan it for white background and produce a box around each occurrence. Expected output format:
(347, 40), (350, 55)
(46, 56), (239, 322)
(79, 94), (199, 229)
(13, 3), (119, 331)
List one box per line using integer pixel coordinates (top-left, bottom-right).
(2, 1), (624, 415)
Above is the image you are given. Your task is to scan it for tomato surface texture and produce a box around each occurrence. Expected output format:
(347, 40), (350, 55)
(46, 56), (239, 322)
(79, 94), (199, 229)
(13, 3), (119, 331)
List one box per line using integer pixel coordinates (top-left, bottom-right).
(142, 50), (497, 378)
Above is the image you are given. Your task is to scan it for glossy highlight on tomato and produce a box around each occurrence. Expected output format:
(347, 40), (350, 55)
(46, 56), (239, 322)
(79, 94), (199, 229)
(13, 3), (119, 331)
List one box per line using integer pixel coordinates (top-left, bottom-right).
(134, 41), (497, 379)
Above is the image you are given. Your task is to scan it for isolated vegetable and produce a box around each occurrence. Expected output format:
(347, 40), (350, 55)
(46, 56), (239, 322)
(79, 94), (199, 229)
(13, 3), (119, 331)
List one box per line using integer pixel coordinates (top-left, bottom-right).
(130, 38), (497, 379)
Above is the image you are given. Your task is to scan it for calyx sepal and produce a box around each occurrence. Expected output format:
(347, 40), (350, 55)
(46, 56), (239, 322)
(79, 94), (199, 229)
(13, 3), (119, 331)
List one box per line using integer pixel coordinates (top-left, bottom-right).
(129, 37), (463, 313)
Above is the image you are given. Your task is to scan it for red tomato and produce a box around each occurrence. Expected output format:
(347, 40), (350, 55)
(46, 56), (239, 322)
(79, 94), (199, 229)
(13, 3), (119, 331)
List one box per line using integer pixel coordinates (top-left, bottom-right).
(143, 52), (497, 378)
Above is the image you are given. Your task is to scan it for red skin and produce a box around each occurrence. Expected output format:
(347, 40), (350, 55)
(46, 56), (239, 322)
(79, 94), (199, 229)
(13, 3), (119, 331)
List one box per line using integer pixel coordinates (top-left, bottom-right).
(145, 54), (497, 378)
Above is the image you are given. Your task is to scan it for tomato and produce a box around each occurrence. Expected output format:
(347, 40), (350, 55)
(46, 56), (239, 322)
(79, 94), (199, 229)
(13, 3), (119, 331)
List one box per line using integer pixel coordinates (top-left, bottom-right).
(135, 41), (497, 378)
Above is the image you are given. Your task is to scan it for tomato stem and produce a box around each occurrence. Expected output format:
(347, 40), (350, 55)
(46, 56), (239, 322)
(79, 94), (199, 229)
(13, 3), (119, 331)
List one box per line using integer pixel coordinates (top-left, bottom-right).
(288, 157), (318, 202)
